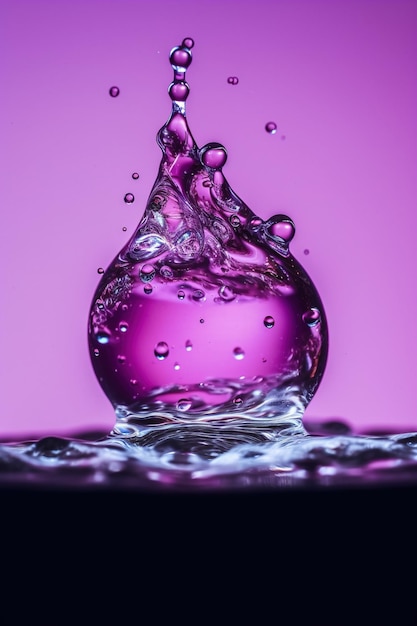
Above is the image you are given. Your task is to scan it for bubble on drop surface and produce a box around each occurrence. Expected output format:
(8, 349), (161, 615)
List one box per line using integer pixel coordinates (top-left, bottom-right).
(96, 331), (110, 344)
(177, 398), (192, 411)
(154, 341), (169, 360)
(233, 347), (245, 360)
(192, 289), (205, 301)
(140, 263), (155, 282)
(227, 76), (239, 85)
(302, 308), (321, 326)
(119, 322), (129, 333)
(200, 143), (227, 169)
(124, 193), (134, 204)
(109, 86), (120, 97)
(264, 316), (275, 329)
(177, 289), (185, 300)
(200, 318), (205, 324)
(143, 284), (153, 295)
(218, 285), (235, 301)
(132, 172), (139, 180)
(265, 121), (277, 134)
(97, 267), (104, 274)
(185, 340), (193, 351)
(160, 265), (173, 279)
(181, 37), (194, 49)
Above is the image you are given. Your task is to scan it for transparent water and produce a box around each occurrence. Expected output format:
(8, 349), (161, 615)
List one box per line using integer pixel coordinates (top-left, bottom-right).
(2, 38), (416, 494)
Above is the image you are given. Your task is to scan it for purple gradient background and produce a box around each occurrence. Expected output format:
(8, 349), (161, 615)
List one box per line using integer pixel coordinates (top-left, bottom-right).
(1, 0), (416, 438)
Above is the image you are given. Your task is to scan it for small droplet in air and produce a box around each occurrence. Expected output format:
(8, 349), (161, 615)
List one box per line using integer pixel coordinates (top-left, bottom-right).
(200, 318), (205, 324)
(265, 121), (277, 134)
(97, 267), (104, 274)
(304, 248), (310, 255)
(264, 316), (275, 329)
(109, 86), (120, 97)
(122, 226), (127, 232)
(302, 308), (321, 327)
(185, 340), (193, 351)
(124, 193), (134, 204)
(154, 341), (169, 360)
(233, 347), (245, 360)
(168, 81), (190, 102)
(140, 263), (155, 282)
(96, 331), (110, 344)
(227, 76), (239, 85)
(181, 37), (194, 49)
(119, 322), (129, 333)
(177, 398), (192, 411)
(132, 172), (139, 180)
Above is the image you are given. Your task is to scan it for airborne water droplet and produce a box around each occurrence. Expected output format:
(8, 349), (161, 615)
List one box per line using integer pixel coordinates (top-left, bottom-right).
(233, 347), (245, 360)
(227, 76), (239, 85)
(143, 284), (153, 294)
(265, 121), (277, 134)
(185, 340), (193, 351)
(97, 267), (104, 274)
(154, 341), (169, 360)
(124, 193), (135, 204)
(177, 289), (185, 300)
(109, 86), (120, 97)
(132, 172), (139, 180)
(122, 226), (127, 232)
(181, 37), (195, 49)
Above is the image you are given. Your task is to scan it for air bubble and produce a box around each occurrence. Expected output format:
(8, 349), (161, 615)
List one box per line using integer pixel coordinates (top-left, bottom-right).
(140, 263), (155, 282)
(154, 341), (169, 360)
(144, 284), (153, 295)
(302, 308), (321, 326)
(227, 76), (239, 85)
(229, 215), (240, 228)
(265, 121), (277, 134)
(218, 285), (235, 301)
(160, 265), (173, 279)
(96, 332), (110, 344)
(192, 289), (205, 301)
(124, 193), (134, 204)
(177, 289), (185, 300)
(264, 316), (275, 329)
(177, 398), (192, 411)
(233, 347), (245, 360)
(109, 86), (120, 97)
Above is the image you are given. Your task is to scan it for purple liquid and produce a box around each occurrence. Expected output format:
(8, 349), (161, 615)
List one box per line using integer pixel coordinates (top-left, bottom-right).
(88, 40), (328, 444)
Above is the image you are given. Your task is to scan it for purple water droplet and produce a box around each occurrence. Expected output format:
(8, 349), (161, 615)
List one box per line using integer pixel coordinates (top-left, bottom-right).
(181, 37), (194, 50)
(170, 47), (192, 71)
(227, 76), (239, 85)
(109, 86), (120, 97)
(173, 362), (181, 371)
(168, 81), (189, 102)
(154, 341), (169, 360)
(199, 318), (205, 324)
(229, 215), (240, 228)
(143, 284), (153, 295)
(97, 267), (104, 274)
(233, 347), (245, 360)
(177, 289), (185, 300)
(265, 121), (277, 134)
(118, 322), (128, 333)
(264, 316), (275, 329)
(192, 289), (205, 301)
(124, 193), (134, 204)
(304, 248), (310, 255)
(200, 143), (227, 169)
(132, 172), (139, 180)
(122, 226), (127, 232)
(266, 215), (295, 244)
(185, 340), (193, 351)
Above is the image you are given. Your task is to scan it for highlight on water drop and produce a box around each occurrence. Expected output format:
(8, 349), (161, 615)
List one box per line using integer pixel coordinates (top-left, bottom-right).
(97, 267), (104, 274)
(265, 121), (277, 134)
(233, 347), (245, 360)
(109, 86), (120, 97)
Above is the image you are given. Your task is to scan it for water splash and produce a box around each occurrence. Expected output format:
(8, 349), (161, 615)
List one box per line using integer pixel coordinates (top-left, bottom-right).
(2, 39), (416, 493)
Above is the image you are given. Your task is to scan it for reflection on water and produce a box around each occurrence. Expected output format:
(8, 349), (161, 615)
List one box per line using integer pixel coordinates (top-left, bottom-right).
(1, 419), (417, 492)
